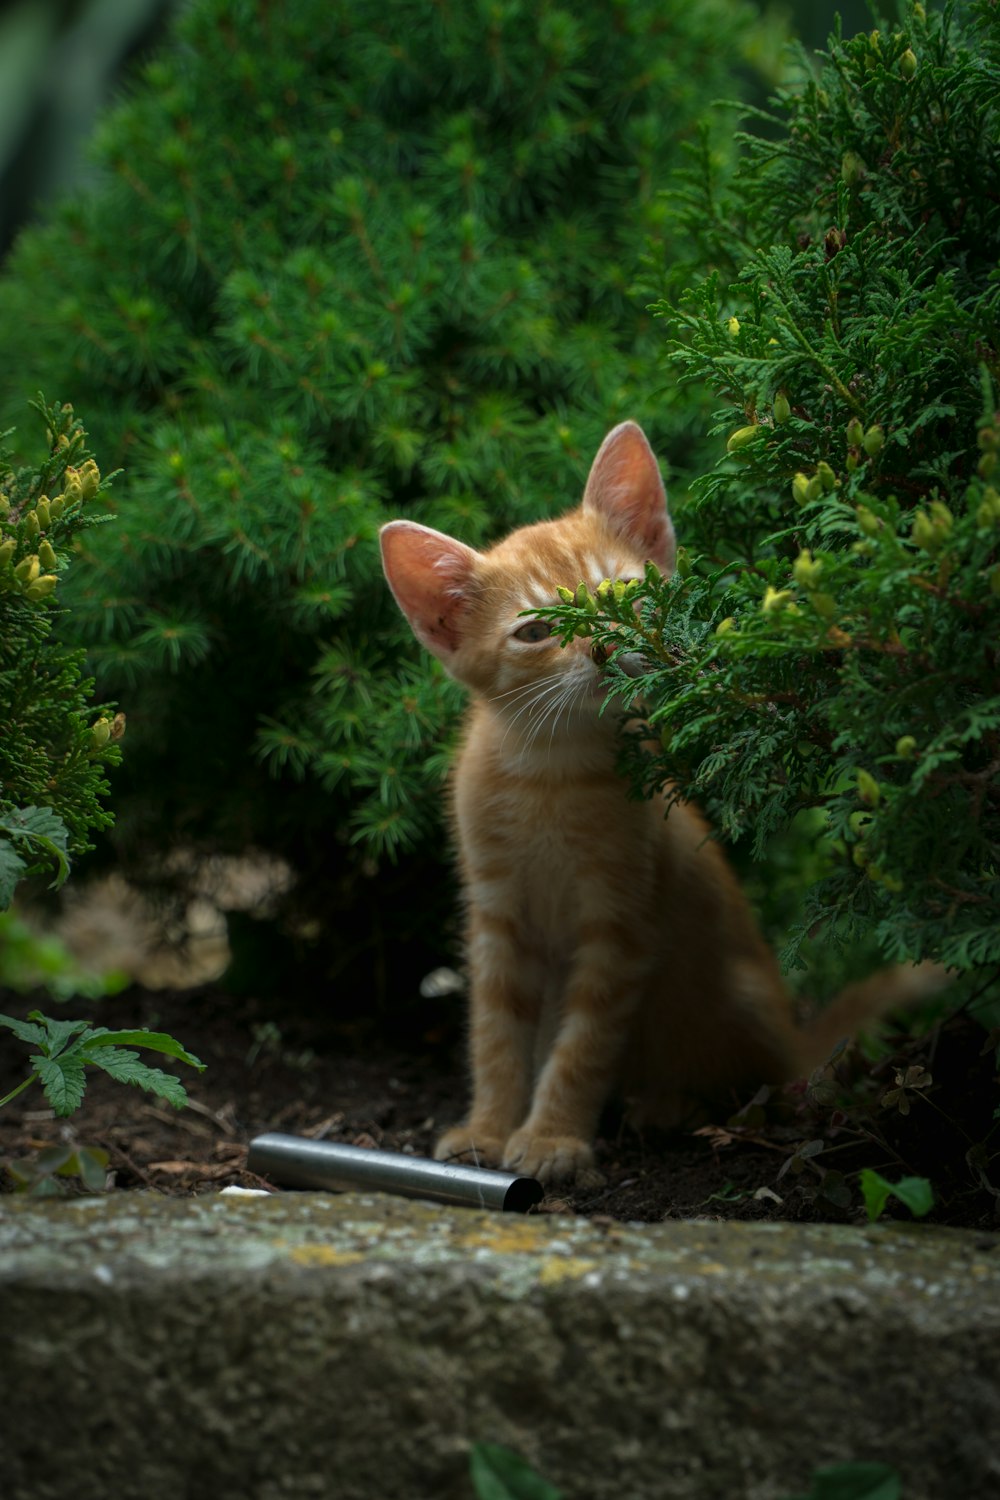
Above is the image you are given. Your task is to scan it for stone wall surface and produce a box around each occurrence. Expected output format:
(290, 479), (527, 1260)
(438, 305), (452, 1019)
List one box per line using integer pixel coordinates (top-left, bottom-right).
(0, 1191), (997, 1500)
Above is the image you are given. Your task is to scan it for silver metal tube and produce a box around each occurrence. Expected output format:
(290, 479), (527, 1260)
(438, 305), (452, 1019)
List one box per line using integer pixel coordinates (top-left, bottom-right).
(246, 1132), (543, 1213)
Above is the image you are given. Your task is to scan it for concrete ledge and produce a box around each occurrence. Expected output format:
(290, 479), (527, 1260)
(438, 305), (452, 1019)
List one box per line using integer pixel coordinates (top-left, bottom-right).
(1, 1192), (998, 1500)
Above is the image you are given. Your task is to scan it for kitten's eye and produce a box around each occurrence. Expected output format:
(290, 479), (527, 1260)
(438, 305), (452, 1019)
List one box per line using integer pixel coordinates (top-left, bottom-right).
(513, 620), (553, 643)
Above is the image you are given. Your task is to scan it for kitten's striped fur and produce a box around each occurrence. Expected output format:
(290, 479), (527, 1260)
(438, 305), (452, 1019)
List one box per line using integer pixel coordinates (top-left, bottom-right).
(381, 421), (936, 1184)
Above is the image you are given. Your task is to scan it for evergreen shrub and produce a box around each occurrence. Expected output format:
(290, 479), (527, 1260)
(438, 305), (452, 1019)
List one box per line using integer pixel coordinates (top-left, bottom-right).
(0, 399), (121, 909)
(549, 0), (1000, 981)
(0, 0), (773, 993)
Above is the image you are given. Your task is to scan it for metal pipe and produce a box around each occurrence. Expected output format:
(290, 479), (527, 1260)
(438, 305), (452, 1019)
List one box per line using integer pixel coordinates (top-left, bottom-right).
(246, 1132), (543, 1213)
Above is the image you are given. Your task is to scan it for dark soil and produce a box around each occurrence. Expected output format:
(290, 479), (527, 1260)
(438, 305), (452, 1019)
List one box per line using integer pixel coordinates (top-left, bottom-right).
(1, 982), (998, 1228)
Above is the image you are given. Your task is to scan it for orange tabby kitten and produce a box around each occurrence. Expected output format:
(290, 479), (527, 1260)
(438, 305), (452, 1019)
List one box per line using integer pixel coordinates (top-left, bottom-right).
(381, 421), (929, 1184)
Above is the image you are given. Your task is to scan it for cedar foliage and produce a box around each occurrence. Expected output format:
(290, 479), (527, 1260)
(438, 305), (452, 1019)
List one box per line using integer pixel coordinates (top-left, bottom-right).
(0, 0), (769, 989)
(0, 399), (121, 908)
(549, 0), (1000, 979)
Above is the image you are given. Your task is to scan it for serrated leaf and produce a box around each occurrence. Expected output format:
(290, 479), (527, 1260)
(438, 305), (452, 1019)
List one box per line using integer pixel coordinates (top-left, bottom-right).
(83, 1028), (205, 1071)
(0, 1012), (48, 1048)
(0, 807), (70, 890)
(0, 840), (28, 910)
(85, 1048), (191, 1109)
(26, 1011), (90, 1057)
(31, 1052), (87, 1117)
(469, 1444), (562, 1500)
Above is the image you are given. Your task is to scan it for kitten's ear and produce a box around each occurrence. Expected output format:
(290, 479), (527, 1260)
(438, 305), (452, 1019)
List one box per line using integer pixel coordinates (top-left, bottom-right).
(380, 520), (478, 660)
(582, 421), (676, 572)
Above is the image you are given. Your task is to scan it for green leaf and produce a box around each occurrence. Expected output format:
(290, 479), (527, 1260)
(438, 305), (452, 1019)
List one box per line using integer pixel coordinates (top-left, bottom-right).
(886, 1176), (935, 1219)
(0, 839), (28, 910)
(26, 1011), (90, 1057)
(859, 1169), (934, 1223)
(31, 1052), (87, 1116)
(82, 1028), (206, 1071)
(34, 1143), (76, 1177)
(75, 1146), (111, 1192)
(0, 1012), (48, 1048)
(469, 1444), (562, 1500)
(85, 1048), (191, 1109)
(0, 807), (71, 891)
(811, 1462), (901, 1500)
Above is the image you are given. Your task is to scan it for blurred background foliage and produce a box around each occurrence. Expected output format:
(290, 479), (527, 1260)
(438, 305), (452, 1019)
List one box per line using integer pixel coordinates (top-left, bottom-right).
(0, 0), (871, 263)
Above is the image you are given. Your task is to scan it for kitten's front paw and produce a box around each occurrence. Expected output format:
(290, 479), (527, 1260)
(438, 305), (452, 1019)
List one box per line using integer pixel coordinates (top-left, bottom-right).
(434, 1123), (505, 1169)
(502, 1128), (596, 1185)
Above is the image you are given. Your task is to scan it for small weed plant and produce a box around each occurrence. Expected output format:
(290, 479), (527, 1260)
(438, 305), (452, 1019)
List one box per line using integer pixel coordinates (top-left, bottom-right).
(0, 1010), (204, 1118)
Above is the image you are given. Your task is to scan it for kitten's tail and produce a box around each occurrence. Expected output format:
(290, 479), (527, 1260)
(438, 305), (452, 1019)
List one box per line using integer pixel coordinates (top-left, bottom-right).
(797, 961), (952, 1074)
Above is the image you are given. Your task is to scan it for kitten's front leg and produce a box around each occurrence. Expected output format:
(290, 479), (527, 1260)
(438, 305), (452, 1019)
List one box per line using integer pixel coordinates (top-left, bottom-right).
(434, 908), (539, 1169)
(502, 913), (648, 1185)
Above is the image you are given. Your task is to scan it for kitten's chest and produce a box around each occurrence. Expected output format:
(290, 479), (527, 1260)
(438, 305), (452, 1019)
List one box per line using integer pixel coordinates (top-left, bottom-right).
(453, 727), (650, 948)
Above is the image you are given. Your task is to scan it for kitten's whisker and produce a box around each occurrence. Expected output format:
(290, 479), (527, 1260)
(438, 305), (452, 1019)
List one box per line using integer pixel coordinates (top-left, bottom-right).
(489, 670), (566, 706)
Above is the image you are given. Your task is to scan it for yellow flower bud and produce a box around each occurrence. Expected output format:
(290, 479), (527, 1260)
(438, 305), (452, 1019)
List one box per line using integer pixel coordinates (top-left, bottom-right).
(91, 718), (112, 748)
(816, 461), (838, 493)
(555, 585), (575, 604)
(15, 554), (40, 584)
(25, 510), (40, 537)
(862, 425), (885, 457)
(49, 493), (65, 519)
(726, 317), (741, 337)
(846, 417), (864, 448)
(792, 472), (811, 506)
(762, 585), (792, 614)
(929, 499), (953, 535)
(79, 459), (101, 500)
(895, 735), (917, 757)
(856, 768), (881, 807)
(38, 539), (58, 571)
(911, 509), (939, 551)
(35, 497), (51, 530)
(25, 574), (58, 601)
(63, 469), (83, 504)
(856, 505), (881, 536)
(726, 424), (761, 453)
(792, 549), (822, 588)
(841, 151), (866, 186)
(773, 392), (791, 424)
(899, 48), (917, 79)
(715, 616), (736, 636)
(0, 538), (15, 567)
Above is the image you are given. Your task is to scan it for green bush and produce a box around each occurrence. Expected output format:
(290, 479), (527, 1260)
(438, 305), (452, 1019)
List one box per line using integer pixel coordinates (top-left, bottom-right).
(0, 0), (775, 993)
(0, 398), (121, 909)
(549, 0), (1000, 978)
